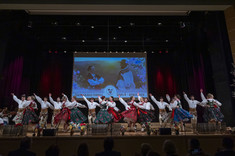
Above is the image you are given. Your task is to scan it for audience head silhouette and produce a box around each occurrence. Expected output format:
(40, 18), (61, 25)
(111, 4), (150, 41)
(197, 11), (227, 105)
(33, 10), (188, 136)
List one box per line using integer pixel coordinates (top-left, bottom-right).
(45, 144), (59, 156)
(77, 143), (89, 156)
(104, 137), (114, 151)
(20, 136), (31, 150)
(141, 143), (152, 156)
(163, 140), (177, 156)
(222, 137), (234, 149)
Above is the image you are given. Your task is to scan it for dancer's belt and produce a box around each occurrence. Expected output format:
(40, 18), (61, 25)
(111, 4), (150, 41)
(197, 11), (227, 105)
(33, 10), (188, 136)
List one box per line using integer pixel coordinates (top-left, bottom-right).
(159, 109), (166, 113)
(53, 109), (60, 114)
(137, 108), (148, 115)
(18, 108), (24, 112)
(89, 109), (96, 115)
(189, 108), (196, 112)
(41, 108), (48, 113)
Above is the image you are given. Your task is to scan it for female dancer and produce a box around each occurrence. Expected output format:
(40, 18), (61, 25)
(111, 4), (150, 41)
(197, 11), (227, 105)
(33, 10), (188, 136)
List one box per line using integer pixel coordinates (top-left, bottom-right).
(150, 93), (172, 127)
(82, 94), (100, 124)
(106, 96), (122, 123)
(200, 89), (224, 123)
(136, 93), (155, 125)
(22, 96), (39, 125)
(119, 95), (138, 131)
(49, 93), (62, 127)
(64, 94), (87, 124)
(34, 94), (54, 128)
(11, 93), (31, 124)
(166, 94), (193, 131)
(94, 96), (113, 124)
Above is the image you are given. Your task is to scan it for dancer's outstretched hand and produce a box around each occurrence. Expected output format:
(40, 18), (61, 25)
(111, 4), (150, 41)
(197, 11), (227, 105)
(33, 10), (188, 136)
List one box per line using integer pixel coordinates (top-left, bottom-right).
(11, 93), (14, 96)
(149, 93), (152, 96)
(49, 93), (52, 96)
(200, 89), (203, 92)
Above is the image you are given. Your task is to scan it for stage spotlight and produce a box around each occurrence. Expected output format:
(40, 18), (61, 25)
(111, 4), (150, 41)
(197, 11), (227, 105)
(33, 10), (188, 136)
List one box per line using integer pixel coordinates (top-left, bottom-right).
(62, 37), (67, 40)
(91, 26), (95, 29)
(165, 40), (169, 42)
(51, 21), (58, 25)
(180, 21), (185, 28)
(124, 40), (127, 43)
(64, 50), (67, 53)
(76, 22), (81, 26)
(82, 40), (85, 43)
(118, 26), (122, 29)
(113, 37), (117, 40)
(98, 38), (102, 40)
(27, 21), (32, 28)
(158, 22), (162, 26)
(130, 22), (135, 26)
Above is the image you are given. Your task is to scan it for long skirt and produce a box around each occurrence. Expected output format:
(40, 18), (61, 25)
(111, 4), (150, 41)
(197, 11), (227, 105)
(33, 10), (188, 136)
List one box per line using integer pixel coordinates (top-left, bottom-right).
(172, 108), (193, 123)
(70, 107), (87, 124)
(13, 111), (24, 124)
(94, 109), (113, 124)
(22, 107), (39, 125)
(137, 109), (155, 123)
(39, 112), (48, 127)
(121, 108), (137, 123)
(54, 107), (70, 124)
(107, 107), (122, 123)
(203, 107), (224, 122)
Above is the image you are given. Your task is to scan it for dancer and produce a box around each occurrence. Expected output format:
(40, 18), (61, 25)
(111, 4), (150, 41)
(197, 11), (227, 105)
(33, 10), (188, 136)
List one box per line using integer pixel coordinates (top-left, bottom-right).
(183, 91), (202, 133)
(0, 107), (10, 125)
(22, 96), (39, 125)
(136, 93), (155, 131)
(150, 93), (172, 127)
(49, 93), (62, 127)
(11, 93), (31, 124)
(82, 94), (100, 124)
(166, 94), (193, 131)
(34, 94), (53, 128)
(64, 94), (87, 124)
(119, 95), (138, 131)
(54, 94), (71, 130)
(107, 96), (122, 123)
(94, 96), (113, 124)
(200, 89), (224, 123)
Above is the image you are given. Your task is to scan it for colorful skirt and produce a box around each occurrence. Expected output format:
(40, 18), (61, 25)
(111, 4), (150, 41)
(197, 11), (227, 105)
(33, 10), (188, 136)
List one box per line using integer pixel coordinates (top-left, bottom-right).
(172, 108), (193, 123)
(22, 107), (39, 125)
(13, 111), (24, 124)
(54, 107), (70, 124)
(107, 107), (122, 123)
(70, 107), (87, 124)
(203, 107), (224, 122)
(121, 107), (137, 123)
(137, 109), (155, 123)
(94, 109), (113, 124)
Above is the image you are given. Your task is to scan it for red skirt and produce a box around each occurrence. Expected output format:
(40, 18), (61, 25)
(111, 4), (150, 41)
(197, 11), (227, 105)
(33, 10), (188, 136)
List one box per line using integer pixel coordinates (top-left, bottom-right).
(121, 107), (137, 123)
(54, 107), (70, 124)
(107, 107), (122, 122)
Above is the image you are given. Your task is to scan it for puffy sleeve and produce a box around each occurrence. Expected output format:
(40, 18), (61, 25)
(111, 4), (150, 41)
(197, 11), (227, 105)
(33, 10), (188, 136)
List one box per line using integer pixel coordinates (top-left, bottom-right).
(13, 95), (21, 104)
(214, 99), (222, 107)
(49, 96), (55, 105)
(166, 94), (171, 102)
(151, 95), (161, 108)
(35, 95), (43, 105)
(76, 102), (87, 108)
(183, 93), (191, 104)
(200, 92), (206, 101)
(107, 101), (116, 107)
(98, 97), (102, 103)
(119, 98), (129, 110)
(47, 102), (54, 110)
(138, 95), (141, 102)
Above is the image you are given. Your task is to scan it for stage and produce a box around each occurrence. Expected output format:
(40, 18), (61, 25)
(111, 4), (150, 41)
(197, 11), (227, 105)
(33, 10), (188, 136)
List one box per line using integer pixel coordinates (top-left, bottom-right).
(0, 122), (233, 156)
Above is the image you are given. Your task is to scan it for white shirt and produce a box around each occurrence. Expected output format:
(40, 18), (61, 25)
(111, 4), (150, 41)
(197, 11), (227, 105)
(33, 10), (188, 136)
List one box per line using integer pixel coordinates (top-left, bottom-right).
(183, 93), (200, 109)
(35, 95), (53, 109)
(200, 92), (222, 107)
(83, 96), (100, 109)
(98, 97), (108, 110)
(166, 95), (182, 109)
(13, 95), (31, 109)
(119, 97), (138, 110)
(107, 101), (120, 112)
(49, 96), (62, 110)
(151, 95), (172, 111)
(63, 95), (86, 109)
(136, 102), (155, 111)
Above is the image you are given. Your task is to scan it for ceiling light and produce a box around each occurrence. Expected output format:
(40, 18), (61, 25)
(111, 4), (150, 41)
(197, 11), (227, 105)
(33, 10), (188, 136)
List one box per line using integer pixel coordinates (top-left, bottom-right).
(91, 26), (95, 29)
(165, 40), (168, 42)
(82, 40), (85, 42)
(118, 26), (122, 29)
(76, 22), (80, 26)
(124, 40), (127, 43)
(62, 37), (67, 40)
(98, 38), (102, 40)
(158, 22), (162, 26)
(64, 50), (67, 53)
(130, 22), (135, 26)
(113, 37), (117, 40)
